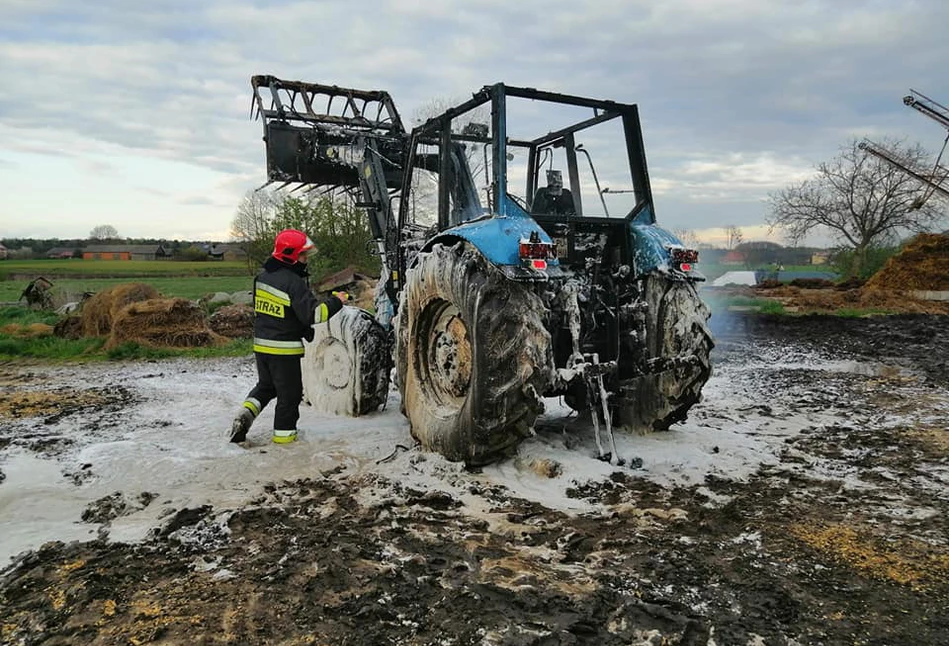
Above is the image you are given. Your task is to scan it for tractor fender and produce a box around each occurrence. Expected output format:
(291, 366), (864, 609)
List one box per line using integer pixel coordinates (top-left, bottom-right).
(424, 200), (560, 269)
(628, 223), (688, 278)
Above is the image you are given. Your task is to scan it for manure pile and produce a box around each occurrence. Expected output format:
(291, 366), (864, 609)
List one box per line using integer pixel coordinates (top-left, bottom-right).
(208, 303), (254, 339)
(81, 283), (160, 337)
(864, 233), (949, 292)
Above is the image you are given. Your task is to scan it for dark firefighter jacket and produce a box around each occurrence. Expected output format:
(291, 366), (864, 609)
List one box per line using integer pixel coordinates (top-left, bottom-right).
(252, 257), (343, 356)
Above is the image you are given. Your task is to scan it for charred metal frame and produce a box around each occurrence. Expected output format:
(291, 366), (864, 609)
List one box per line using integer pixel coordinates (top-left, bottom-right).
(250, 75), (404, 135)
(400, 83), (657, 229)
(249, 75), (712, 463)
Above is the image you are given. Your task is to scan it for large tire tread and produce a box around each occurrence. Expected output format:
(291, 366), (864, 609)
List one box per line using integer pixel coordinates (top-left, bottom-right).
(395, 242), (552, 465)
(615, 276), (713, 432)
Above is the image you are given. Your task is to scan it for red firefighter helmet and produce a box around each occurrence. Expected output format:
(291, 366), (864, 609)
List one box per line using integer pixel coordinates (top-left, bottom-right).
(272, 229), (315, 264)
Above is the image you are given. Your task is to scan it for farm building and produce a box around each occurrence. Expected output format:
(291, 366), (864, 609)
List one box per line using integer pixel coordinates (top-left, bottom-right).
(46, 247), (79, 259)
(82, 245), (171, 261)
(204, 243), (247, 262)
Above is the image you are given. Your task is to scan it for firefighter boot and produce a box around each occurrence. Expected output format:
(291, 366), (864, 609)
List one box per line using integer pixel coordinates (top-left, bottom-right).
(230, 408), (254, 443)
(271, 429), (298, 444)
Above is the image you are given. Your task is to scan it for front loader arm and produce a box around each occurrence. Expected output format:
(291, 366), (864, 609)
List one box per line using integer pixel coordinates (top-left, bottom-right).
(250, 75), (413, 309)
(250, 75), (407, 190)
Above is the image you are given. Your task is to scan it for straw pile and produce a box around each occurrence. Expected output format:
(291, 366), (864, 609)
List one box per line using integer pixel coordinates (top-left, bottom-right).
(105, 298), (226, 349)
(81, 283), (160, 337)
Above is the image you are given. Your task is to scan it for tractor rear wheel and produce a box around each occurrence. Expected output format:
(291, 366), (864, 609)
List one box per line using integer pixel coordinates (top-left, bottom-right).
(395, 242), (552, 466)
(614, 275), (713, 431)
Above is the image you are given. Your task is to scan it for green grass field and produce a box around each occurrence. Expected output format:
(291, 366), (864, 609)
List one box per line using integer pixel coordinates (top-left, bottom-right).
(0, 260), (254, 302)
(1, 276), (253, 302)
(0, 259), (249, 277)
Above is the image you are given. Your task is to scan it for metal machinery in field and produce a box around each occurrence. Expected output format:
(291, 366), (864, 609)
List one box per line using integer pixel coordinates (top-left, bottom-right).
(249, 75), (713, 466)
(860, 90), (949, 207)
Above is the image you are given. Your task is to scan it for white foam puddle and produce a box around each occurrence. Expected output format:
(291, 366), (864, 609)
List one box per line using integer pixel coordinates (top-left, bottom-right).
(0, 452), (100, 561)
(2, 342), (947, 566)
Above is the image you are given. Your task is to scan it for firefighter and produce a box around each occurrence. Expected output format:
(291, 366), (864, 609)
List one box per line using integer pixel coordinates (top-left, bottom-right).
(229, 229), (347, 444)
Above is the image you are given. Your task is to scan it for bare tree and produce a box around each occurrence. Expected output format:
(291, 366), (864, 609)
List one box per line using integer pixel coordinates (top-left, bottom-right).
(89, 224), (119, 240)
(412, 97), (491, 185)
(768, 138), (944, 276)
(673, 228), (701, 249)
(723, 225), (744, 250)
(230, 190), (279, 272)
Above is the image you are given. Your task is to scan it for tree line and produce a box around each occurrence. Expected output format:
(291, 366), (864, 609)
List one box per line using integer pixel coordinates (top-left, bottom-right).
(230, 190), (381, 279)
(0, 237), (207, 256)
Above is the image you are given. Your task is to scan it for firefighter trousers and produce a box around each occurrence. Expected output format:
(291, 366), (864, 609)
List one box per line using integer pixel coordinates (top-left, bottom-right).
(244, 352), (303, 433)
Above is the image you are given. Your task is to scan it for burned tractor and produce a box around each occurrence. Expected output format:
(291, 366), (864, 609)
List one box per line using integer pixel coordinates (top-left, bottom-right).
(250, 76), (713, 465)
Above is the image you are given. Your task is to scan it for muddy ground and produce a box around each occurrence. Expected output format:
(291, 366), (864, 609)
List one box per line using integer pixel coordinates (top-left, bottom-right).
(1, 313), (948, 645)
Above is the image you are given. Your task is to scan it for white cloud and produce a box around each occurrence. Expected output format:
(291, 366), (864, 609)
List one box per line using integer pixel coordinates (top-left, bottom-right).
(1, 0), (947, 240)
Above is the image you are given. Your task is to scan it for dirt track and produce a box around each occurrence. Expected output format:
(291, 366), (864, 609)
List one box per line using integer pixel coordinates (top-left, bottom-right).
(1, 313), (948, 645)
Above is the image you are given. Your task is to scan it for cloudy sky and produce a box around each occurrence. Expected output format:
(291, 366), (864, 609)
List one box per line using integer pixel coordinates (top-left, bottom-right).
(1, 0), (946, 245)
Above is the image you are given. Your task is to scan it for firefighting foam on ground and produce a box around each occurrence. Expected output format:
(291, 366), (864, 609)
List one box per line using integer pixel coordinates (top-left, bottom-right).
(1, 309), (947, 644)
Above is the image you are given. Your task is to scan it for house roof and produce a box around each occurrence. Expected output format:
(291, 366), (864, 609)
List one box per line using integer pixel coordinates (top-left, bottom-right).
(47, 247), (77, 255)
(205, 243), (246, 256)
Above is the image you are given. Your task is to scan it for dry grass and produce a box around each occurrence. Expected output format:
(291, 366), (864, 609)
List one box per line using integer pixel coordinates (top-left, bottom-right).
(791, 523), (949, 590)
(0, 323), (55, 338)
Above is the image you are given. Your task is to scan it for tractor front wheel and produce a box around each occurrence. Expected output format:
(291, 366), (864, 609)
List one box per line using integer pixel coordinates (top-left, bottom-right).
(302, 306), (390, 417)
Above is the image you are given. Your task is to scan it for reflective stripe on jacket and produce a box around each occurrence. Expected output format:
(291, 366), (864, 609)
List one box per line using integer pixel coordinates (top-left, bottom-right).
(252, 257), (343, 355)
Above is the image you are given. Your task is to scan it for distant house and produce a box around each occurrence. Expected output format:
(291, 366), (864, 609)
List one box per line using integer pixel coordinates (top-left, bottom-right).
(82, 244), (171, 261)
(811, 251), (831, 265)
(202, 243), (247, 262)
(721, 250), (746, 265)
(217, 244), (248, 262)
(0, 243), (7, 260)
(46, 247), (78, 259)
